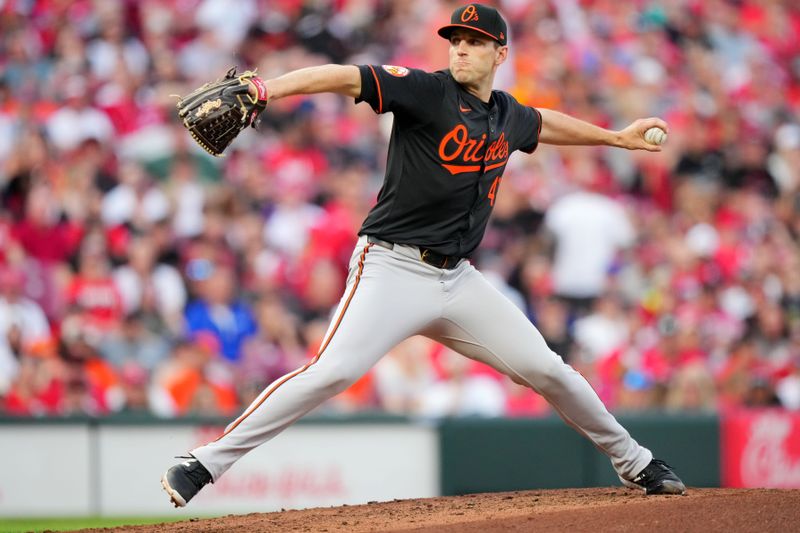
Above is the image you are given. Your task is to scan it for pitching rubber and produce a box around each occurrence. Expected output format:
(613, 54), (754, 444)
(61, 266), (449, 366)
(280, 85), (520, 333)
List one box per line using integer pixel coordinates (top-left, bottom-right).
(161, 473), (187, 508)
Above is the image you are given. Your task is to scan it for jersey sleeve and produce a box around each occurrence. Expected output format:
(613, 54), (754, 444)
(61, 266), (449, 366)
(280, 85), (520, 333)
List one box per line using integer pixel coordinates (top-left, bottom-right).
(516, 105), (543, 154)
(355, 65), (445, 120)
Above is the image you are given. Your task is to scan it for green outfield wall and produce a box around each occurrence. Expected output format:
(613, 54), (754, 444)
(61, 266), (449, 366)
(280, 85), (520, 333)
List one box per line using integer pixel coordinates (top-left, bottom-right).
(438, 414), (720, 495)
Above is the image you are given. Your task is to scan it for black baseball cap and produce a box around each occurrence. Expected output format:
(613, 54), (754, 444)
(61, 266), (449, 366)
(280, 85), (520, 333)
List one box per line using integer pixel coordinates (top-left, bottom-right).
(437, 4), (508, 46)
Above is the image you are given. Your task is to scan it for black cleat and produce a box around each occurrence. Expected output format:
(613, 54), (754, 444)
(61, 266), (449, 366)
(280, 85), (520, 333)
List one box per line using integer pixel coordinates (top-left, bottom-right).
(161, 457), (213, 507)
(620, 459), (686, 495)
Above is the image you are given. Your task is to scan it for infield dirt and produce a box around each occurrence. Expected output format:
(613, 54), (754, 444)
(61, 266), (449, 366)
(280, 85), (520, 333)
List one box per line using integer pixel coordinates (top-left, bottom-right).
(78, 487), (799, 532)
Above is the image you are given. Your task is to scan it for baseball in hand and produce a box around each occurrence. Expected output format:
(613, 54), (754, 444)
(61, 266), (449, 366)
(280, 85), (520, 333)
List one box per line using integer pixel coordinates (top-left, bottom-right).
(644, 127), (667, 146)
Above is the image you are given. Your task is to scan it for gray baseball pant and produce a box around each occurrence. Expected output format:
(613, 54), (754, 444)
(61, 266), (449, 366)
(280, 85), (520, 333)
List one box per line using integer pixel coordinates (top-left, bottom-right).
(191, 236), (652, 481)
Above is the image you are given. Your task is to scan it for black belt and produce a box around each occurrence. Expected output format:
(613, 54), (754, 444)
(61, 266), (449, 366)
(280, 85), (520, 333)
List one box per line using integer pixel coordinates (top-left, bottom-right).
(366, 235), (462, 270)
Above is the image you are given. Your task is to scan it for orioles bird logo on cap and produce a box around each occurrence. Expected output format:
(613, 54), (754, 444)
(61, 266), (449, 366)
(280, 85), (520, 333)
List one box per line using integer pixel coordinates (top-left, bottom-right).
(461, 5), (479, 22)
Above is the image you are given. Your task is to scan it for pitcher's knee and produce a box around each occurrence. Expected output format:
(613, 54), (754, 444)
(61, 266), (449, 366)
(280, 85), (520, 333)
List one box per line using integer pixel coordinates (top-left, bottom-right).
(521, 355), (573, 392)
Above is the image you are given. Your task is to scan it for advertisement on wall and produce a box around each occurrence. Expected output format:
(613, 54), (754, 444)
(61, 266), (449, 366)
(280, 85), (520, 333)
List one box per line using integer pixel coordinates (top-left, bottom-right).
(99, 423), (439, 515)
(721, 410), (800, 488)
(0, 422), (438, 517)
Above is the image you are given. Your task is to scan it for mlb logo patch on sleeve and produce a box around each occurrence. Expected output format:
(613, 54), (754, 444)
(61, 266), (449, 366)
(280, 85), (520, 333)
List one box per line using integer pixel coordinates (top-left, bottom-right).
(382, 65), (410, 77)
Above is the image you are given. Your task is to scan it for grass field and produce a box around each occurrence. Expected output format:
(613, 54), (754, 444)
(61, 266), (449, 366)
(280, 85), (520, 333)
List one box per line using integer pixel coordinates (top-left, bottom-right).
(0, 516), (189, 533)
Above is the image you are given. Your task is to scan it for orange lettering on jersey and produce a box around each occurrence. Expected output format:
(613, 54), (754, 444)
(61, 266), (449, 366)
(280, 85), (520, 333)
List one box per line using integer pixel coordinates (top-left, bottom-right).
(463, 134), (486, 162)
(461, 5), (479, 22)
(439, 124), (469, 161)
(484, 132), (509, 162)
(438, 125), (508, 175)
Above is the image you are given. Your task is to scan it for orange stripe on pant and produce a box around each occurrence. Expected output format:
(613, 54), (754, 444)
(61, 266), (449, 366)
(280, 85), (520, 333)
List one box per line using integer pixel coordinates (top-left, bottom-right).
(212, 243), (373, 442)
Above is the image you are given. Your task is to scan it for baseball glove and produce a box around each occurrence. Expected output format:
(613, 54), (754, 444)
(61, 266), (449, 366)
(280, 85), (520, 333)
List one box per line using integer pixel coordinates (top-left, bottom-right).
(176, 67), (269, 156)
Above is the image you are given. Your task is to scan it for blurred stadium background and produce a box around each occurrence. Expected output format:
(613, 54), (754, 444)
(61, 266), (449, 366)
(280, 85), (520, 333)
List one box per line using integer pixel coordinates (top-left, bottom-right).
(1, 0), (800, 527)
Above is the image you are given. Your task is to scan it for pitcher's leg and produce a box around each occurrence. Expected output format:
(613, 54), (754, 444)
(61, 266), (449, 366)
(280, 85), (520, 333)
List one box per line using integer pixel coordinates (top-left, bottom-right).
(440, 265), (651, 479)
(192, 243), (440, 481)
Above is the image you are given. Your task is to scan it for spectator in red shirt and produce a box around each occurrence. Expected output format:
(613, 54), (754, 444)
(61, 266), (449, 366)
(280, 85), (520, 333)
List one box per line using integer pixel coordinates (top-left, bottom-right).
(10, 182), (82, 319)
(66, 235), (124, 339)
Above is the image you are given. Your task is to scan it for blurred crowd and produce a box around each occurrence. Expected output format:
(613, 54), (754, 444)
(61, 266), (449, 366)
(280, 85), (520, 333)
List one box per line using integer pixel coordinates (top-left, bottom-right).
(1, 0), (800, 419)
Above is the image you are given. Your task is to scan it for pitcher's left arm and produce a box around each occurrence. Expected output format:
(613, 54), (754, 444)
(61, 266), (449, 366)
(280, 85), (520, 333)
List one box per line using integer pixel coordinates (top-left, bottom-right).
(538, 108), (668, 152)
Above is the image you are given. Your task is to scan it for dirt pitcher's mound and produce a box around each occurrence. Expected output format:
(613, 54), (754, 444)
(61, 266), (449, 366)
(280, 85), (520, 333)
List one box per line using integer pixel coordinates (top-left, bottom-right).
(86, 488), (799, 533)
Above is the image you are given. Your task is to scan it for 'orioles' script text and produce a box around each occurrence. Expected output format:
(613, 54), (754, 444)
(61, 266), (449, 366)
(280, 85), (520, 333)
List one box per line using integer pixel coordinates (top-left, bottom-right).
(438, 124), (508, 174)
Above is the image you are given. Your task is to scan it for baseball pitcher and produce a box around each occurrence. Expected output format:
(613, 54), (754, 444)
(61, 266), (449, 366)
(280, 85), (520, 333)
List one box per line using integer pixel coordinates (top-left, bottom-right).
(162, 3), (685, 506)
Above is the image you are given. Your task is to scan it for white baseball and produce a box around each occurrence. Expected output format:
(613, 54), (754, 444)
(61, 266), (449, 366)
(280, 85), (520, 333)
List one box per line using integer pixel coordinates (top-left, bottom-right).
(644, 127), (667, 146)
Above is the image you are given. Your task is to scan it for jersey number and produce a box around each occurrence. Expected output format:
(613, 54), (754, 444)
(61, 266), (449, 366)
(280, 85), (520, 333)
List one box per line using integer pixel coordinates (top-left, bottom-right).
(488, 176), (502, 206)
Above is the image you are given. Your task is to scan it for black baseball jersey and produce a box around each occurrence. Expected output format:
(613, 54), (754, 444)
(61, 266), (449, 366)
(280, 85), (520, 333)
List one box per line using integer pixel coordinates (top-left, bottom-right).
(355, 64), (542, 257)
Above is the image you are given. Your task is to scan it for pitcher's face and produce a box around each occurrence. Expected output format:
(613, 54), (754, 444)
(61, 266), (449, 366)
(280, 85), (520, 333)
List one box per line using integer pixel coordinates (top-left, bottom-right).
(448, 28), (506, 86)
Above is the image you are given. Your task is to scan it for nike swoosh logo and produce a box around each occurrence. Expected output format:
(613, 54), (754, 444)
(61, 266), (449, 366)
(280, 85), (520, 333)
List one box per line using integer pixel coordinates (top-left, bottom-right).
(459, 105), (471, 113)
